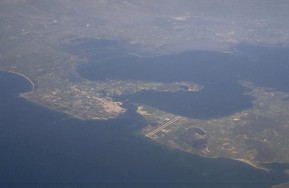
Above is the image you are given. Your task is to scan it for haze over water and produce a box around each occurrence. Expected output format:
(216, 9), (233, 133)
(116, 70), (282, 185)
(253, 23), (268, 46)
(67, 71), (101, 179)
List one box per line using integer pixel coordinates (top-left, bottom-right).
(78, 42), (289, 119)
(1, 70), (287, 188)
(1, 0), (289, 187)
(1, 43), (289, 187)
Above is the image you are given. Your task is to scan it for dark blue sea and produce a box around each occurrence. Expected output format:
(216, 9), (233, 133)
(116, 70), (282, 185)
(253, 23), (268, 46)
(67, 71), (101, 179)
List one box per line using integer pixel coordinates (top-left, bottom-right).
(1, 43), (289, 187)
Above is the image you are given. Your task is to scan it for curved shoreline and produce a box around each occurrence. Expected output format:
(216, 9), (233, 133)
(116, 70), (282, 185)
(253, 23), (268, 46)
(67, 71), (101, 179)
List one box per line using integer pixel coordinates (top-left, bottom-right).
(152, 138), (271, 172)
(0, 69), (35, 92)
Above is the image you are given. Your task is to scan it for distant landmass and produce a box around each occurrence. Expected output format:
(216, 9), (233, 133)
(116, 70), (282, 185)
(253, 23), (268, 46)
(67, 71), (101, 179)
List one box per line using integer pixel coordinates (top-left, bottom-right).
(1, 1), (289, 187)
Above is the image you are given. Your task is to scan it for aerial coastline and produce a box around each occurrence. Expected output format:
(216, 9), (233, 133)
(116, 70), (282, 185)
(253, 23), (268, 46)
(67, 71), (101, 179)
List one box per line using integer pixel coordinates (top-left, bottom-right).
(0, 69), (35, 92)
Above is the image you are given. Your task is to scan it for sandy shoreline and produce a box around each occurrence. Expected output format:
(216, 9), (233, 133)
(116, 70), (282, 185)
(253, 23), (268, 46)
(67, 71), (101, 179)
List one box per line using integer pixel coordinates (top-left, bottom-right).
(0, 68), (35, 92)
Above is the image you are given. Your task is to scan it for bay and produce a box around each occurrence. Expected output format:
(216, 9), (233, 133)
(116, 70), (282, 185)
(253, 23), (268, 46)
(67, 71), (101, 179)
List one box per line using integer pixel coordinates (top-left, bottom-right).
(1, 58), (289, 187)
